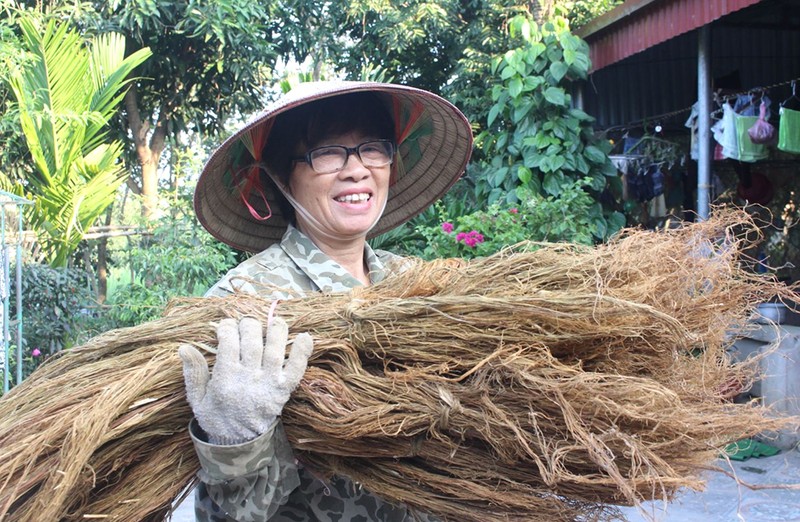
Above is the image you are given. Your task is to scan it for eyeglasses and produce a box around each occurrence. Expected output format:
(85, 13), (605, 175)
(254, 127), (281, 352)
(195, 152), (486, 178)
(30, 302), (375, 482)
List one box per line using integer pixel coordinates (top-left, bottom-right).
(291, 139), (395, 174)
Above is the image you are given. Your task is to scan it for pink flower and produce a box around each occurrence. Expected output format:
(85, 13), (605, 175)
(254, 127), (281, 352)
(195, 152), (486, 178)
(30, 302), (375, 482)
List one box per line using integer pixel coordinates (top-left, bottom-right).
(441, 222), (454, 233)
(31, 348), (41, 357)
(509, 208), (518, 214)
(456, 230), (485, 248)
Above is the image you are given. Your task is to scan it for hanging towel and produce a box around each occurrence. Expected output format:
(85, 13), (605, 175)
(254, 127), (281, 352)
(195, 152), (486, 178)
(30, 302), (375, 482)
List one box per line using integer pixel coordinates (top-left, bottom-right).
(778, 107), (800, 154)
(734, 114), (768, 162)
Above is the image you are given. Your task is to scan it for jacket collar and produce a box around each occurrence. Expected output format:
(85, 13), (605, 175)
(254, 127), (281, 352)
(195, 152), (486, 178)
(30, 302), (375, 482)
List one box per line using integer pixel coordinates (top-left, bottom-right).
(280, 225), (387, 293)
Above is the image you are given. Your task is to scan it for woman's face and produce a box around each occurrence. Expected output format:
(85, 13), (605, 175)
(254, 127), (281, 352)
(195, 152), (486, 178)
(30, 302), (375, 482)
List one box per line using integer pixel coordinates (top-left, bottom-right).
(288, 130), (391, 243)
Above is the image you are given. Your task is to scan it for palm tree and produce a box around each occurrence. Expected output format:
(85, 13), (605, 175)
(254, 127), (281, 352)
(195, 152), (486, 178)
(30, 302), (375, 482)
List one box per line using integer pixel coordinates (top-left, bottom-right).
(6, 14), (151, 267)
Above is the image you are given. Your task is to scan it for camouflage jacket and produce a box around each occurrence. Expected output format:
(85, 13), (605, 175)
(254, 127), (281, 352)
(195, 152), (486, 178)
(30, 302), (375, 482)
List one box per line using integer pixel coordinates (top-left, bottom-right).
(191, 225), (434, 521)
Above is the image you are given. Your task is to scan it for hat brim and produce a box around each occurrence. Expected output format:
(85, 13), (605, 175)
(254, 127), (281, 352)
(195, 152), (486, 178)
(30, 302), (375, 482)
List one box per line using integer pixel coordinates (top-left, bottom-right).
(195, 81), (473, 253)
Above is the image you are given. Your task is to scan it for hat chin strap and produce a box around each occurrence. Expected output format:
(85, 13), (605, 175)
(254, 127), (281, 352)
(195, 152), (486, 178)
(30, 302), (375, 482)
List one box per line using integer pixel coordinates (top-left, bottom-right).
(266, 170), (388, 245)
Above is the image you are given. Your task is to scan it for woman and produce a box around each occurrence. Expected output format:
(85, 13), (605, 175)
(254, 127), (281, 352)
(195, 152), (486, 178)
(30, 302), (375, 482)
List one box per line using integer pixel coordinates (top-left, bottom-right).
(180, 81), (472, 521)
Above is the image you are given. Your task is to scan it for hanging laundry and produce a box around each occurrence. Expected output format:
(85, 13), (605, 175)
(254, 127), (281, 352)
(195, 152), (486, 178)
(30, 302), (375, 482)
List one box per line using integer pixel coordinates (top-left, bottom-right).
(778, 107), (800, 154)
(685, 102), (700, 161)
(711, 93), (772, 162)
(714, 103), (740, 160)
(713, 103), (769, 163)
(611, 155), (643, 202)
(622, 136), (642, 154)
(732, 92), (770, 117)
(649, 193), (667, 219)
(734, 114), (769, 162)
(627, 163), (665, 203)
(609, 155), (634, 175)
(747, 101), (776, 145)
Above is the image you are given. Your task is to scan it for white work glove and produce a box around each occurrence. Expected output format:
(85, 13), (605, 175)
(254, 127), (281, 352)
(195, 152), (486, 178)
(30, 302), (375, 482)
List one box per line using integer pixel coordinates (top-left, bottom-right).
(179, 316), (313, 445)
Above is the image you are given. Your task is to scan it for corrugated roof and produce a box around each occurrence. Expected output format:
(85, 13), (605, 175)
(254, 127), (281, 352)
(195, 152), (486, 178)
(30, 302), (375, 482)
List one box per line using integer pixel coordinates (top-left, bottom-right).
(577, 0), (800, 129)
(577, 0), (765, 72)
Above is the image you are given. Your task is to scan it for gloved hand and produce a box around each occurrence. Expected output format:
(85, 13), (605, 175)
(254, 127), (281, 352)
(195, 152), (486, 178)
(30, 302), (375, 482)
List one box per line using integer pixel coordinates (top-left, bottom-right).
(179, 316), (313, 445)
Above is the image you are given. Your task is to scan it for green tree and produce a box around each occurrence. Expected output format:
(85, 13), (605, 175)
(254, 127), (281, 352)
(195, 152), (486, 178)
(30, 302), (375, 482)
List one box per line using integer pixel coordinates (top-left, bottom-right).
(88, 0), (281, 219)
(99, 193), (236, 328)
(275, 0), (622, 124)
(564, 0), (624, 28)
(4, 14), (151, 266)
(471, 14), (625, 238)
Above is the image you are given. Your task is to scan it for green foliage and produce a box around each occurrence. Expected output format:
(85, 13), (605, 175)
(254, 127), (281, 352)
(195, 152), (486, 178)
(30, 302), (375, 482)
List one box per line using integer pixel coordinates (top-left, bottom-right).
(0, 10), (33, 188)
(11, 263), (95, 354)
(282, 1), (622, 133)
(3, 13), (151, 266)
(414, 177), (603, 260)
(470, 15), (624, 239)
(561, 0), (624, 29)
(90, 0), (279, 137)
(99, 205), (236, 328)
(370, 187), (479, 255)
(3, 344), (45, 389)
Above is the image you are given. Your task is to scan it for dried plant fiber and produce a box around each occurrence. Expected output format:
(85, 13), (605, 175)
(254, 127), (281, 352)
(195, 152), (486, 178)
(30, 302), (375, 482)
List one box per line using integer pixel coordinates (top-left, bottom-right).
(0, 208), (796, 522)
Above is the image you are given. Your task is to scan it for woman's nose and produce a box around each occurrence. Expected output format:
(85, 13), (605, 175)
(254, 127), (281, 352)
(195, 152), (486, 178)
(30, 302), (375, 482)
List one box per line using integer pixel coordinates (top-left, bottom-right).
(338, 154), (372, 180)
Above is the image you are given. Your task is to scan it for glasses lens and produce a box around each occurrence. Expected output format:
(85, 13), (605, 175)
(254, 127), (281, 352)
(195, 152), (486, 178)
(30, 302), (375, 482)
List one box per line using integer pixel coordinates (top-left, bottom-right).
(309, 146), (348, 173)
(358, 140), (394, 167)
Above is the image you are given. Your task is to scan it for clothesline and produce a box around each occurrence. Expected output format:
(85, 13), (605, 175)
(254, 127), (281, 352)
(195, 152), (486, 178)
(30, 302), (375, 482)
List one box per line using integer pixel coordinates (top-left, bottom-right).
(715, 76), (800, 104)
(604, 76), (800, 134)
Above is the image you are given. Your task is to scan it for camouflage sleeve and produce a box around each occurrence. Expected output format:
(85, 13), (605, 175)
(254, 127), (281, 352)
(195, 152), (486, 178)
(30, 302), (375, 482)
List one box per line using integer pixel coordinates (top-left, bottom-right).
(190, 418), (301, 521)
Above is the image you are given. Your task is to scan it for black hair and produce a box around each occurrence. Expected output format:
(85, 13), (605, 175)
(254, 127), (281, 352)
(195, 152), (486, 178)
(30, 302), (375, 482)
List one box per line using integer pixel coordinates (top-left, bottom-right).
(261, 91), (395, 224)
(264, 92), (395, 184)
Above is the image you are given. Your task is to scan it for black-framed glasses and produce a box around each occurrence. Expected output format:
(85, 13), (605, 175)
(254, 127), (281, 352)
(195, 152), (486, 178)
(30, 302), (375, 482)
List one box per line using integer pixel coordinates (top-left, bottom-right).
(291, 139), (395, 174)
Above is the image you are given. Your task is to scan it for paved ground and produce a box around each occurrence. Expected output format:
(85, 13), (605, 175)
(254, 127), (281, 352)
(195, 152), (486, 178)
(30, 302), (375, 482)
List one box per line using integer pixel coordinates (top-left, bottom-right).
(168, 445), (800, 522)
(616, 445), (800, 521)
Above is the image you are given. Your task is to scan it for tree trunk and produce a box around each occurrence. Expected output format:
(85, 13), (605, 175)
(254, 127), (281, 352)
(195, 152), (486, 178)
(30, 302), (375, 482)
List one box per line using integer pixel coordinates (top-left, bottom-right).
(141, 160), (159, 219)
(96, 207), (114, 304)
(124, 87), (169, 221)
(531, 0), (554, 24)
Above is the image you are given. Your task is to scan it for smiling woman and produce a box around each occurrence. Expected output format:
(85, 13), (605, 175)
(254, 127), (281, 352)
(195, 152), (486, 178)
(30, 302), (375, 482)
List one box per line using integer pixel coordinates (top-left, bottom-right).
(185, 81), (473, 521)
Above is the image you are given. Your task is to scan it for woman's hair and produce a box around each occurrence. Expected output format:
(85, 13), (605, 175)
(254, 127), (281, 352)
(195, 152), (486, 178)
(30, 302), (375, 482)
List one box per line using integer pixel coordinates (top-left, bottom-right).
(261, 91), (395, 224)
(264, 91), (395, 182)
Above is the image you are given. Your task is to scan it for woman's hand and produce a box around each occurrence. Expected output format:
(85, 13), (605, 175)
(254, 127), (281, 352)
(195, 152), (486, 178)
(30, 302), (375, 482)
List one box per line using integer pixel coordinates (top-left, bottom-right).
(179, 317), (313, 445)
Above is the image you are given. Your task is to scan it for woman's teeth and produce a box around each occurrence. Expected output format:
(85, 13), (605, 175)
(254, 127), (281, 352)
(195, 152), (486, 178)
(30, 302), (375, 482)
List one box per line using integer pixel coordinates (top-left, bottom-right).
(335, 193), (370, 203)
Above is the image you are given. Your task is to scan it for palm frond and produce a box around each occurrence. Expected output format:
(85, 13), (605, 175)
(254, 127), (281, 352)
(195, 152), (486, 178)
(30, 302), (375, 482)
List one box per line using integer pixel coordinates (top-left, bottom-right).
(8, 14), (151, 267)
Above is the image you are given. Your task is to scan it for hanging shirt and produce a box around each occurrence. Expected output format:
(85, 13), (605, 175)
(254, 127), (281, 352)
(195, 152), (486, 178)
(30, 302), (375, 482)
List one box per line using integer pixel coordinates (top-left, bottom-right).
(732, 93), (768, 117)
(192, 225), (432, 522)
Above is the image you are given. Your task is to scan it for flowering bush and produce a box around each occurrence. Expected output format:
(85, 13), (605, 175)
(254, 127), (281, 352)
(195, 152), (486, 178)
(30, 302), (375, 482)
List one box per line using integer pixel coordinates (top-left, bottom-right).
(416, 178), (609, 260)
(2, 344), (45, 391)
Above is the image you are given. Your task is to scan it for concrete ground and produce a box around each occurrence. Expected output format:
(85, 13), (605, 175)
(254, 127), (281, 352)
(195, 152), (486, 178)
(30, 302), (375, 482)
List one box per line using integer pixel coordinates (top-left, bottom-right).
(617, 445), (800, 522)
(168, 444), (800, 522)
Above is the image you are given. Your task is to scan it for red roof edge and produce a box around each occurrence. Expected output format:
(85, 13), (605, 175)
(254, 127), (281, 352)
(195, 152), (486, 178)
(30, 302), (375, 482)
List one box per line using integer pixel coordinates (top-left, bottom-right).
(576, 0), (765, 72)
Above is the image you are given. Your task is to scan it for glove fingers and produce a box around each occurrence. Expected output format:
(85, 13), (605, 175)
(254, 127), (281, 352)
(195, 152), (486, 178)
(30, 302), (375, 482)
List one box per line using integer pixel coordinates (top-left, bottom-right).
(215, 318), (241, 367)
(238, 317), (264, 367)
(178, 344), (210, 408)
(262, 317), (289, 375)
(281, 332), (313, 390)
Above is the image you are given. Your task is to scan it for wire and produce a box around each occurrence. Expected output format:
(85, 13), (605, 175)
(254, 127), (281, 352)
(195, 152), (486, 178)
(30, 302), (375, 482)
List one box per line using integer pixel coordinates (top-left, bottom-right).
(602, 76), (800, 133)
(714, 76), (800, 104)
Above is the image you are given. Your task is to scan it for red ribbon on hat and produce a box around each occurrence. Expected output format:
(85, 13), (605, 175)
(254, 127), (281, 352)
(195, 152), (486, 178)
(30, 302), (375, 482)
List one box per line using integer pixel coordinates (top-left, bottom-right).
(234, 120), (275, 221)
(391, 97), (425, 186)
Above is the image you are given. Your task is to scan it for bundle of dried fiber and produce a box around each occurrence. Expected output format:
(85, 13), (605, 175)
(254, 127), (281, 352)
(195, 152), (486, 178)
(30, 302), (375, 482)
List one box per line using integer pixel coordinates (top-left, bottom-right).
(0, 208), (795, 521)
